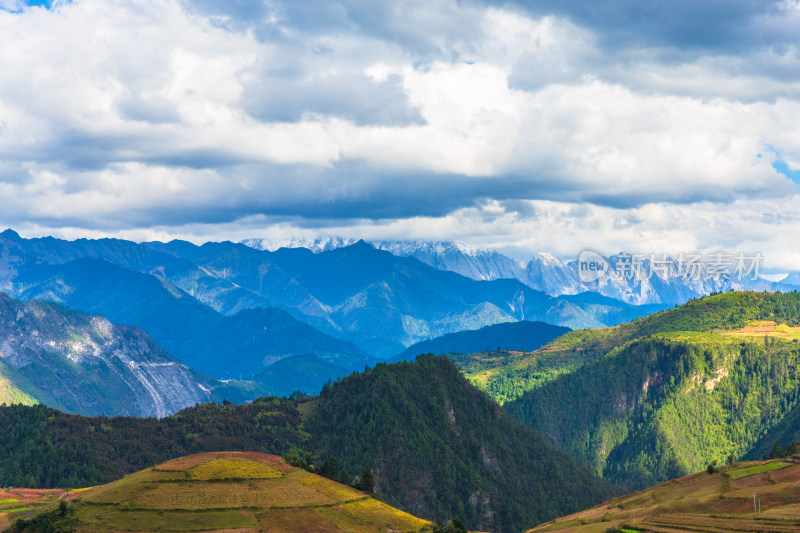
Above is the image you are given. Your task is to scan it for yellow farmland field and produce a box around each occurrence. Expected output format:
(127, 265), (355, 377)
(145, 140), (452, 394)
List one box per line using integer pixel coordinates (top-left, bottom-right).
(2, 452), (436, 533)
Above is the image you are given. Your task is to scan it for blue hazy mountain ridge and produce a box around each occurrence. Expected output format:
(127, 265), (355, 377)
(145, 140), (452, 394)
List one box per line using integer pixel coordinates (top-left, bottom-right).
(0, 292), (227, 417)
(13, 258), (374, 379)
(391, 320), (571, 362)
(244, 238), (800, 306)
(1, 229), (664, 361)
(0, 228), (197, 279)
(143, 238), (666, 357)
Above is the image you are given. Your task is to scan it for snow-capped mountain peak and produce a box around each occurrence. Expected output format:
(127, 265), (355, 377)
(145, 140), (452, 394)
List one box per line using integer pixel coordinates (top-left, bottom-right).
(241, 237), (358, 253)
(240, 237), (794, 305)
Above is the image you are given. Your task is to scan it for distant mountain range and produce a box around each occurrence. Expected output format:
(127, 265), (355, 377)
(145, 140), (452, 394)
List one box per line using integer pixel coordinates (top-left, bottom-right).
(0, 228), (669, 405)
(141, 237), (663, 356)
(243, 237), (799, 305)
(13, 257), (372, 379)
(1, 229), (662, 361)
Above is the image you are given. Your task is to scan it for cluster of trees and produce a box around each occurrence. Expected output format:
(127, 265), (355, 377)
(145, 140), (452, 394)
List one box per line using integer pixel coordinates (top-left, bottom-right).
(764, 440), (799, 459)
(284, 451), (375, 494)
(0, 397), (308, 488)
(429, 518), (468, 533)
(451, 347), (600, 405)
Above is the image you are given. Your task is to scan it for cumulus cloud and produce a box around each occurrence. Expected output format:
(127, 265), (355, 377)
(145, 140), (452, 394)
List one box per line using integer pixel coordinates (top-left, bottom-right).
(1, 0), (799, 267)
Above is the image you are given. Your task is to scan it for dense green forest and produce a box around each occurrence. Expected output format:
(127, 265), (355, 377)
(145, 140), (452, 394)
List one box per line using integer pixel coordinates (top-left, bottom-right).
(0, 398), (308, 488)
(451, 347), (604, 404)
(0, 355), (613, 533)
(304, 355), (613, 533)
(458, 292), (800, 405)
(505, 308), (800, 489)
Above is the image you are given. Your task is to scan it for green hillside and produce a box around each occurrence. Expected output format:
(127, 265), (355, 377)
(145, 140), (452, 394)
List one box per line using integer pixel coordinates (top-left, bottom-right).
(0, 355), (614, 533)
(305, 355), (613, 532)
(459, 291), (800, 404)
(451, 347), (599, 405)
(503, 291), (800, 490)
(0, 360), (43, 407)
(528, 457), (800, 533)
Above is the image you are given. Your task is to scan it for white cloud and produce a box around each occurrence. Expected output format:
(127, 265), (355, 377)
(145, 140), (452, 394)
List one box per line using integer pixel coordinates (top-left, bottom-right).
(0, 0), (799, 262)
(0, 0), (25, 12)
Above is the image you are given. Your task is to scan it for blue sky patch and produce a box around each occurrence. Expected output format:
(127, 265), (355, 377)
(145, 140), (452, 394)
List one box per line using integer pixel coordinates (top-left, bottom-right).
(773, 160), (800, 184)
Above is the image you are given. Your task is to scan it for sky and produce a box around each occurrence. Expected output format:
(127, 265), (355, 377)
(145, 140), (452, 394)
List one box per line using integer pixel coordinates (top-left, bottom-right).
(0, 0), (799, 270)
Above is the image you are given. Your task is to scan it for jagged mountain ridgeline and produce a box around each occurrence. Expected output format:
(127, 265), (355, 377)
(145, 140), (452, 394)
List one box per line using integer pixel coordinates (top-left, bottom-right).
(1, 229), (661, 361)
(140, 237), (662, 356)
(243, 238), (799, 306)
(13, 257), (373, 380)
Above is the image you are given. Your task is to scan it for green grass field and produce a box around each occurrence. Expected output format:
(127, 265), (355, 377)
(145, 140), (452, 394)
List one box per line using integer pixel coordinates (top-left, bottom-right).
(727, 460), (792, 480)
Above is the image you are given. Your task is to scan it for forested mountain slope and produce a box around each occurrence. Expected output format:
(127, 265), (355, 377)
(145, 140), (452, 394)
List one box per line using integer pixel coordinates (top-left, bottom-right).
(504, 292), (800, 490)
(0, 355), (615, 533)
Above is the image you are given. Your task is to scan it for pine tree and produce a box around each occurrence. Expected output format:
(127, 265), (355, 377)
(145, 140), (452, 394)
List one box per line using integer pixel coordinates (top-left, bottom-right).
(360, 466), (375, 494)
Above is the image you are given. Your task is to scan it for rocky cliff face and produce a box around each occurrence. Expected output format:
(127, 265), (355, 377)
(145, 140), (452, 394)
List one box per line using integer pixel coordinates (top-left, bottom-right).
(0, 293), (217, 417)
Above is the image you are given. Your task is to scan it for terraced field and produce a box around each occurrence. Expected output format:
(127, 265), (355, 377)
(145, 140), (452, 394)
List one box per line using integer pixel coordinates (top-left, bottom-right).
(2, 452), (434, 532)
(528, 458), (800, 532)
(0, 487), (85, 530)
(726, 320), (800, 340)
